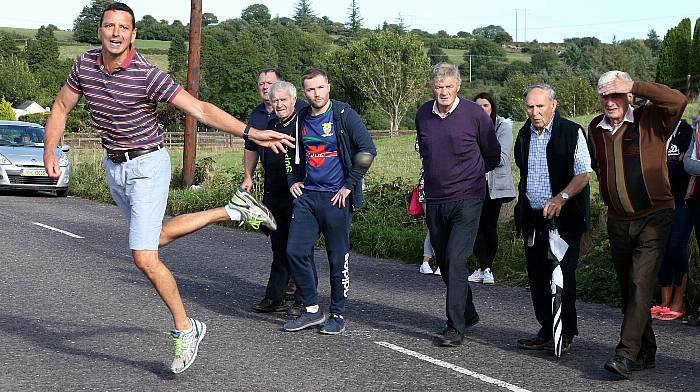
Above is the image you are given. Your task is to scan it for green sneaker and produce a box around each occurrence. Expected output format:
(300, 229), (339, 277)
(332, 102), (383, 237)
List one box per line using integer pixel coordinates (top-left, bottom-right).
(226, 187), (277, 231)
(170, 318), (207, 374)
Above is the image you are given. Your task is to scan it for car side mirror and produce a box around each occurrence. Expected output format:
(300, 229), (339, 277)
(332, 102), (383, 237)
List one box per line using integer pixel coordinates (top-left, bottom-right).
(61, 145), (70, 152)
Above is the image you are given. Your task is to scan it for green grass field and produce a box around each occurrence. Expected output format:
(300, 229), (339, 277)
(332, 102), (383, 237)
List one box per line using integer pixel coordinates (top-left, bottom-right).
(0, 26), (74, 41)
(59, 44), (169, 69)
(442, 48), (532, 66)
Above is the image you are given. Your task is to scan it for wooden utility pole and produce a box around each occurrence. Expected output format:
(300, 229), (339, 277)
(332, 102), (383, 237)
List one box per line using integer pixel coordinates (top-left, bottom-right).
(182, 0), (202, 188)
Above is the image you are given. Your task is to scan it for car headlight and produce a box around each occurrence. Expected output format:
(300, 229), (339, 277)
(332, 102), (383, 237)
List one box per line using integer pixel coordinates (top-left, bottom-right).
(0, 153), (10, 165)
(58, 153), (69, 167)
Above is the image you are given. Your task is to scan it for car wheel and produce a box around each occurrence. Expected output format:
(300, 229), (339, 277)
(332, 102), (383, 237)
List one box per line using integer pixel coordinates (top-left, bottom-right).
(56, 189), (68, 197)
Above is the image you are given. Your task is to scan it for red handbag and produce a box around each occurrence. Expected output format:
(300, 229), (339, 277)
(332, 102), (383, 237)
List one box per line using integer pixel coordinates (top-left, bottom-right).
(408, 186), (424, 217)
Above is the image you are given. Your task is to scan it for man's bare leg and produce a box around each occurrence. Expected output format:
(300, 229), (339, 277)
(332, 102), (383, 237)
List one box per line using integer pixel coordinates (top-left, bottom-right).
(132, 249), (191, 330)
(159, 207), (230, 248)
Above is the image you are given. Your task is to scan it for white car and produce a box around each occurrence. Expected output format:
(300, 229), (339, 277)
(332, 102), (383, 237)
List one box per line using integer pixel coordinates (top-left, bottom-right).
(0, 120), (70, 197)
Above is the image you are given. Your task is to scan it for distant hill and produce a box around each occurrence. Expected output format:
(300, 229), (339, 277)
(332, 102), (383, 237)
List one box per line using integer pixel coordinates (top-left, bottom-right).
(0, 26), (170, 49)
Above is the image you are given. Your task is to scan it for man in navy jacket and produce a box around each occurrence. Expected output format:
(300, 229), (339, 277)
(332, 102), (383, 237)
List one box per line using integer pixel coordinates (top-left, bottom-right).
(283, 68), (376, 335)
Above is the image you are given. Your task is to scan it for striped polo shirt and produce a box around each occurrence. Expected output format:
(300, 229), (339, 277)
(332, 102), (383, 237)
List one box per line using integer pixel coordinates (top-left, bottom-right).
(66, 48), (182, 150)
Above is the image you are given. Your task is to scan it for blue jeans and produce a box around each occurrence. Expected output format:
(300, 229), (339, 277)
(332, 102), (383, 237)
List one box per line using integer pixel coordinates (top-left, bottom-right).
(658, 201), (692, 286)
(287, 190), (352, 316)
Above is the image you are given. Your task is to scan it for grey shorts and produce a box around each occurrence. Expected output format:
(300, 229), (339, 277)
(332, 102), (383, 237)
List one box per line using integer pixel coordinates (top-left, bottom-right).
(103, 148), (171, 250)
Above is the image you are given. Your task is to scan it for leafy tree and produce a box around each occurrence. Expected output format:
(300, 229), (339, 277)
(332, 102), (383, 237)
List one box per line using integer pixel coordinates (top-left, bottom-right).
(530, 49), (560, 74)
(33, 58), (73, 105)
(427, 45), (448, 65)
(472, 25), (512, 44)
(456, 31), (472, 39)
(293, 0), (317, 32)
(327, 31), (430, 133)
(269, 23), (325, 84)
(0, 56), (38, 105)
(615, 39), (655, 81)
(0, 97), (16, 121)
(690, 17), (700, 77)
(0, 32), (20, 59)
(346, 0), (363, 36)
(554, 74), (598, 117)
(200, 23), (277, 120)
(644, 29), (661, 56)
(241, 4), (270, 27)
(202, 12), (219, 27)
(168, 34), (188, 85)
(170, 20), (187, 40)
(25, 26), (59, 71)
(73, 0), (114, 44)
(499, 71), (538, 121)
(656, 18), (691, 84)
(436, 30), (450, 38)
(465, 38), (506, 60)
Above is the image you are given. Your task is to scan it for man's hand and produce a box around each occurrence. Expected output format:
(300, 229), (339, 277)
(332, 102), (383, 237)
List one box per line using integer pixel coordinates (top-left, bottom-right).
(241, 176), (253, 192)
(290, 182), (304, 198)
(249, 128), (295, 154)
(543, 194), (565, 219)
(43, 150), (61, 179)
(598, 73), (634, 96)
(331, 187), (351, 208)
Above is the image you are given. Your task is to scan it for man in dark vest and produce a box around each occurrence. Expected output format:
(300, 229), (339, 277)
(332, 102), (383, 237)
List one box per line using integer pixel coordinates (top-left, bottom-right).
(514, 84), (592, 355)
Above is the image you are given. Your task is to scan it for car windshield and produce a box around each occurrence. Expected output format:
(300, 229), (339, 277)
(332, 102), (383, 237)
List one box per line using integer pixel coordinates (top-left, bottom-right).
(0, 125), (45, 146)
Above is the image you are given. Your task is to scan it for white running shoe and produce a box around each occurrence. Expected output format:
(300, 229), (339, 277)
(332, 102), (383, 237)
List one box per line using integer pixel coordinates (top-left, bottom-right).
(226, 187), (277, 231)
(170, 318), (207, 374)
(419, 261), (434, 274)
(482, 268), (495, 285)
(434, 267), (441, 276)
(468, 268), (484, 283)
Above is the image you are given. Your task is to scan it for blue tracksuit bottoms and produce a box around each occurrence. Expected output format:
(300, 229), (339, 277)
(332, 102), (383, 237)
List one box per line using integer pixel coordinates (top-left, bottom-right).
(287, 190), (352, 316)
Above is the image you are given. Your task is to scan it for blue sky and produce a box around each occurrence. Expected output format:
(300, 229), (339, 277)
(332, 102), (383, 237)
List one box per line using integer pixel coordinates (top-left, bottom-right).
(1, 0), (699, 43)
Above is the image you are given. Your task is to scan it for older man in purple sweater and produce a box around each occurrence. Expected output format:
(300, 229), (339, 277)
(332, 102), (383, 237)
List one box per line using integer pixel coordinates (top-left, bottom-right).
(416, 62), (501, 347)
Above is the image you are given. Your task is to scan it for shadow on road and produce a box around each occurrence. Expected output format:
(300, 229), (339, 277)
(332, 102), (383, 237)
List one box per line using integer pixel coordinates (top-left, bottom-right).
(1, 315), (175, 380)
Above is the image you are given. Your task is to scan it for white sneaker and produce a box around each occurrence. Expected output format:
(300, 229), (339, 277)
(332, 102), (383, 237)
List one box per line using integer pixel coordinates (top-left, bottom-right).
(170, 318), (207, 374)
(419, 261), (434, 274)
(468, 268), (483, 283)
(433, 267), (441, 275)
(482, 268), (495, 285)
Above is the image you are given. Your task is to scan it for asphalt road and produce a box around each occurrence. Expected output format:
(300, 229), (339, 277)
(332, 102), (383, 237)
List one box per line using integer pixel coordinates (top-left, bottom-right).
(1, 192), (698, 391)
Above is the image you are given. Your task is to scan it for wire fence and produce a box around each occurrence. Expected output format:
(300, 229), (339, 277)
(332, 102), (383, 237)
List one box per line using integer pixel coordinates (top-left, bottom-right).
(62, 129), (415, 150)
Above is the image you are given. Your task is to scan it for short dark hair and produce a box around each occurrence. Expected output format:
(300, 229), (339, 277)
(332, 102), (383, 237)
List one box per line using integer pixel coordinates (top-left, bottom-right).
(100, 2), (136, 29)
(301, 68), (329, 86)
(259, 68), (283, 81)
(473, 92), (497, 124)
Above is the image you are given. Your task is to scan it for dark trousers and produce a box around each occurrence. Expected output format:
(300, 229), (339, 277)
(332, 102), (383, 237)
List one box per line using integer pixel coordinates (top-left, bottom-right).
(287, 190), (352, 316)
(473, 196), (504, 270)
(524, 226), (582, 340)
(607, 209), (674, 361)
(658, 201), (691, 286)
(263, 193), (294, 301)
(426, 198), (483, 334)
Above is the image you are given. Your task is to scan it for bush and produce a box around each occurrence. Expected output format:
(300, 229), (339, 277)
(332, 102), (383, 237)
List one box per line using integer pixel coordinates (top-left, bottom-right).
(0, 97), (16, 120)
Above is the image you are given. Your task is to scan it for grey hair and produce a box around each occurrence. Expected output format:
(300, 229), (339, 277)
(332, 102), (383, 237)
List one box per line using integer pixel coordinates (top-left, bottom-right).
(268, 81), (296, 101)
(428, 62), (461, 88)
(523, 83), (556, 101)
(597, 70), (633, 90)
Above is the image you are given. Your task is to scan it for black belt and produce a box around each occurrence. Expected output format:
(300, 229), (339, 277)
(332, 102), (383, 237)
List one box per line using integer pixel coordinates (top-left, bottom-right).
(106, 144), (163, 164)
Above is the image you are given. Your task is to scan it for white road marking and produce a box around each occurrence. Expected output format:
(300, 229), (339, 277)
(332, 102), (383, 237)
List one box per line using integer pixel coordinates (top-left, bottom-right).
(375, 341), (531, 392)
(32, 222), (84, 239)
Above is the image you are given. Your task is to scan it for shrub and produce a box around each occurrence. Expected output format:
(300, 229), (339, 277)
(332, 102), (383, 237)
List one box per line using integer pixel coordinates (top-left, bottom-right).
(0, 97), (16, 120)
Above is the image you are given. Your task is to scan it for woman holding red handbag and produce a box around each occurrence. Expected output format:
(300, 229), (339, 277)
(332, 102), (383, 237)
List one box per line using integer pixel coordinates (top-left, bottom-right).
(414, 139), (440, 275)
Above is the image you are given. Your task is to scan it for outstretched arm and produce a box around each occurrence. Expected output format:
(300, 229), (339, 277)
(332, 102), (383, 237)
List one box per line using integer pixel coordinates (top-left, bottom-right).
(170, 89), (294, 153)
